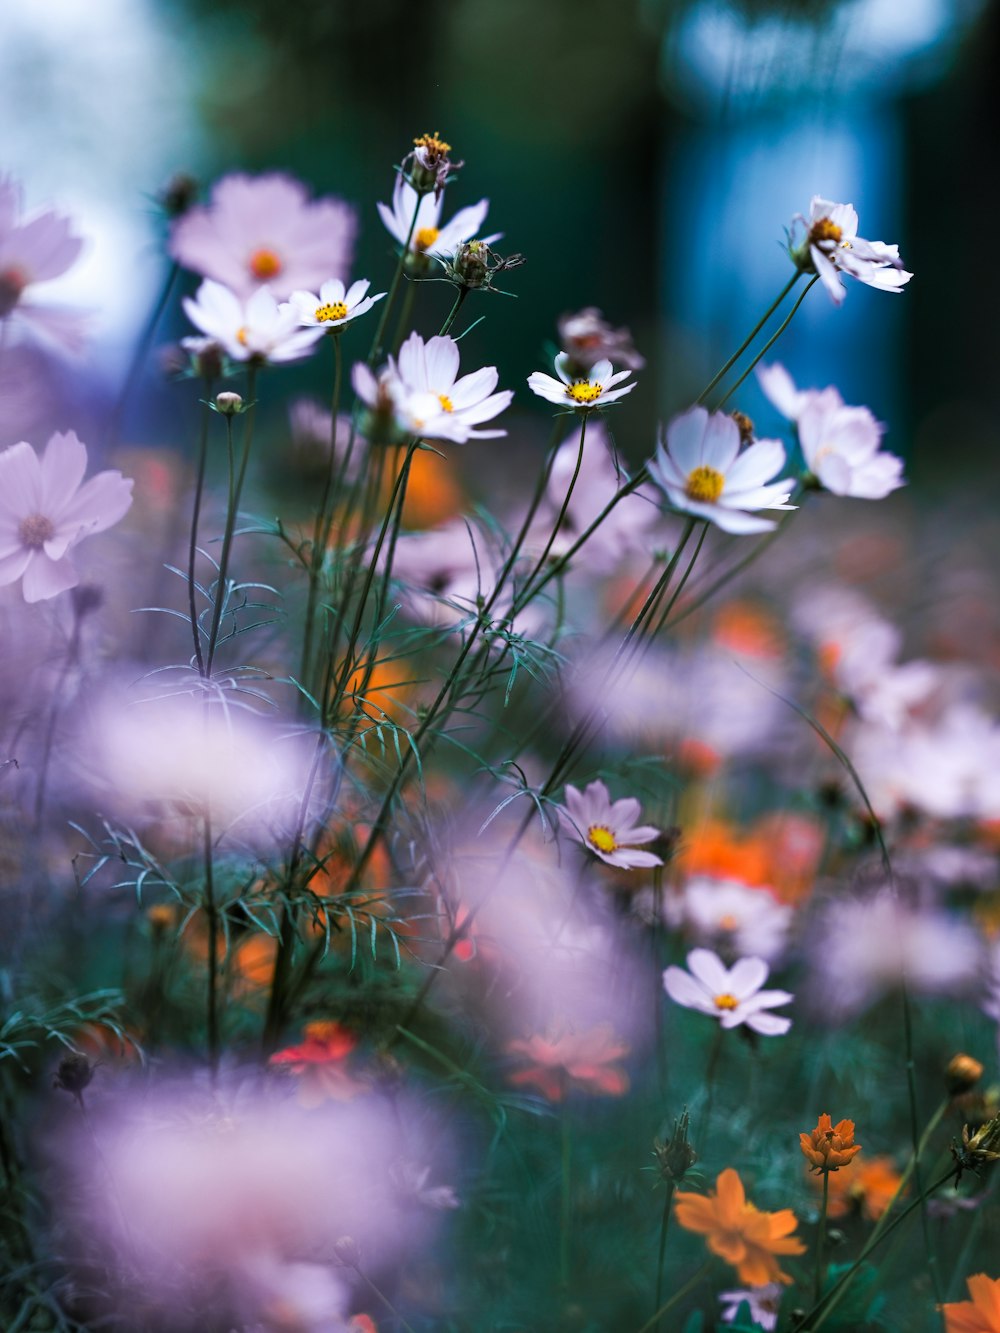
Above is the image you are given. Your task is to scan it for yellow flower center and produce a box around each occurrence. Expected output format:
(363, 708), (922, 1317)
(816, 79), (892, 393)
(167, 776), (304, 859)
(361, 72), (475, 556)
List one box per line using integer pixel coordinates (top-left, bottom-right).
(685, 465), (725, 502)
(566, 380), (602, 404)
(587, 825), (617, 854)
(414, 226), (440, 252)
(438, 394), (454, 412)
(236, 326), (249, 347)
(713, 993), (739, 1010)
(18, 513), (54, 549)
(810, 217), (843, 246)
(249, 247), (282, 280)
(414, 131), (451, 155)
(315, 301), (349, 322)
(718, 913), (739, 931)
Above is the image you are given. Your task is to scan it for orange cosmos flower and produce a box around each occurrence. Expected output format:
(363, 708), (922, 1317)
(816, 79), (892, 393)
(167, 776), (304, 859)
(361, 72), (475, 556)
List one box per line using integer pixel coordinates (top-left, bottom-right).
(674, 1167), (806, 1286)
(505, 1025), (630, 1101)
(800, 1113), (861, 1173)
(818, 1152), (904, 1221)
(268, 1021), (368, 1107)
(941, 1273), (1000, 1333)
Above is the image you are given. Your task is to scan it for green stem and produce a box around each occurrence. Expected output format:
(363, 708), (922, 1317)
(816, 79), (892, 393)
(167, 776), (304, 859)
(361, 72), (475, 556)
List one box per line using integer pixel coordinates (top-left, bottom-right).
(439, 285), (469, 336)
(560, 1091), (572, 1288)
(518, 414), (588, 601)
(653, 1181), (675, 1331)
(715, 276), (818, 409)
(300, 334), (344, 700)
(202, 812), (219, 1075)
(107, 260), (179, 447)
(635, 1259), (711, 1333)
(187, 390), (213, 674)
(814, 1169), (830, 1304)
(696, 271), (800, 404)
(351, 1264), (418, 1333)
(368, 193), (423, 367)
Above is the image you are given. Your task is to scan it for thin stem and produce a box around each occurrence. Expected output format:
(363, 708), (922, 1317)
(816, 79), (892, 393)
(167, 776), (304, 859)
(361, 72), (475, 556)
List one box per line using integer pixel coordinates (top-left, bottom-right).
(187, 391), (213, 674)
(634, 1259), (711, 1333)
(300, 334), (344, 699)
(696, 271), (800, 404)
(107, 261), (180, 447)
(368, 194), (423, 367)
(518, 414), (588, 599)
(560, 1093), (572, 1288)
(33, 606), (83, 826)
(653, 1181), (675, 1331)
(714, 276), (819, 409)
(438, 285), (468, 336)
(814, 1169), (830, 1303)
(351, 1263), (418, 1333)
(202, 812), (219, 1075)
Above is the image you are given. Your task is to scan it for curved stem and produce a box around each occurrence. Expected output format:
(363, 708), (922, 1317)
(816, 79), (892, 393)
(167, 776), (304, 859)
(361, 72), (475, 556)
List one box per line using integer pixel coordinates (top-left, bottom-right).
(438, 285), (468, 336)
(696, 271), (799, 404)
(368, 195), (423, 367)
(635, 1259), (710, 1333)
(653, 1181), (675, 1331)
(107, 261), (180, 447)
(300, 335), (344, 699)
(714, 276), (818, 409)
(187, 390), (213, 674)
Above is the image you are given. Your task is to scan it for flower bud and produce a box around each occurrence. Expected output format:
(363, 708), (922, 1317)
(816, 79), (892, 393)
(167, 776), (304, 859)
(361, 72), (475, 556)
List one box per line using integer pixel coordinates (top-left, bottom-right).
(333, 1235), (362, 1266)
(214, 391), (244, 416)
(454, 239), (490, 289)
(945, 1053), (984, 1096)
(54, 1051), (95, 1104)
(652, 1108), (697, 1185)
(160, 172), (199, 219)
(800, 1113), (861, 1173)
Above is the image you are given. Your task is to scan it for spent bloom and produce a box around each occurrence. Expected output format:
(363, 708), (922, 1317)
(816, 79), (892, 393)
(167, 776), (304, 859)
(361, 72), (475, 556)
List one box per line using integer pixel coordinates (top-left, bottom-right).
(663, 948), (793, 1036)
(183, 280), (325, 364)
(674, 1167), (806, 1286)
(169, 171), (357, 298)
(648, 407), (793, 533)
(561, 778), (664, 869)
(758, 363), (904, 499)
(941, 1274), (1000, 1333)
(789, 195), (912, 305)
(0, 431), (133, 602)
(528, 351), (636, 412)
(287, 277), (385, 331)
(404, 130), (461, 196)
(719, 1284), (783, 1331)
(800, 1113), (861, 1173)
(505, 1025), (630, 1101)
(377, 175), (496, 260)
(557, 306), (645, 374)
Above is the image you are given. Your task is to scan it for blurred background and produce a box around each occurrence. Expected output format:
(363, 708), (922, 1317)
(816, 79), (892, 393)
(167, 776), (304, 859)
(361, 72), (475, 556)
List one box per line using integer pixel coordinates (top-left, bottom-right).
(0, 0), (995, 484)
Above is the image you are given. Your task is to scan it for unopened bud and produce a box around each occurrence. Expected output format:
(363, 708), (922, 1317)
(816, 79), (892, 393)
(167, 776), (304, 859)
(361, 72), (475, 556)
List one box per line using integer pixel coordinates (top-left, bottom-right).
(215, 391), (244, 416)
(70, 584), (105, 619)
(946, 1053), (984, 1096)
(54, 1051), (94, 1104)
(160, 172), (199, 219)
(652, 1107), (697, 1185)
(333, 1235), (362, 1266)
(455, 240), (489, 289)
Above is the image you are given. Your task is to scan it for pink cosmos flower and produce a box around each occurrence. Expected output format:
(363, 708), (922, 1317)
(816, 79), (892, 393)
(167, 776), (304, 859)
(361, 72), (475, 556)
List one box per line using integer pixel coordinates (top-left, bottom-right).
(561, 778), (664, 869)
(0, 174), (86, 351)
(719, 1283), (782, 1330)
(528, 352), (636, 412)
(0, 432), (133, 602)
(557, 307), (645, 373)
(169, 172), (357, 299)
(183, 279), (326, 364)
(790, 196), (912, 305)
(663, 948), (793, 1035)
(506, 1024), (630, 1100)
(377, 176), (496, 259)
(666, 877), (793, 961)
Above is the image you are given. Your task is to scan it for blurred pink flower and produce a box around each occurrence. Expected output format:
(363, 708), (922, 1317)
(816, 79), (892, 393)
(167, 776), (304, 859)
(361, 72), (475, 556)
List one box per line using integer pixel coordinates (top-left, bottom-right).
(790, 196), (912, 305)
(648, 407), (793, 534)
(561, 778), (663, 869)
(719, 1282), (782, 1330)
(506, 1024), (630, 1100)
(0, 174), (85, 350)
(663, 948), (793, 1035)
(169, 172), (357, 299)
(557, 306), (645, 373)
(665, 877), (793, 961)
(0, 431), (133, 602)
(183, 279), (326, 364)
(269, 1022), (369, 1108)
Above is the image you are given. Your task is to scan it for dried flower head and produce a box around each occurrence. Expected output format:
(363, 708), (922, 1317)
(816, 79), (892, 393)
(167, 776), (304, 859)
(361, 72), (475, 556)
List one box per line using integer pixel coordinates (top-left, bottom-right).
(405, 131), (462, 197)
(800, 1113), (861, 1173)
(652, 1108), (698, 1186)
(953, 1115), (1000, 1183)
(440, 238), (526, 293)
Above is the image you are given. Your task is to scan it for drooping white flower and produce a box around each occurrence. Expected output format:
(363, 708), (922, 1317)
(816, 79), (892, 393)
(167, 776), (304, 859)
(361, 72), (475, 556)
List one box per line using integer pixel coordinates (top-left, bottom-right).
(377, 176), (497, 258)
(286, 277), (385, 330)
(0, 431), (133, 602)
(648, 407), (793, 534)
(561, 778), (663, 869)
(663, 948), (793, 1035)
(528, 352), (636, 412)
(790, 196), (912, 305)
(182, 280), (326, 364)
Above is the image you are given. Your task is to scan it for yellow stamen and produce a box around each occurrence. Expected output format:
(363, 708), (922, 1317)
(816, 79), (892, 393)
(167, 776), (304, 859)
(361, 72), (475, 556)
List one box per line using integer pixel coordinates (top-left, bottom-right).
(587, 825), (617, 854)
(414, 131), (451, 155)
(809, 217), (843, 245)
(685, 465), (725, 502)
(249, 247), (282, 280)
(315, 301), (349, 322)
(438, 394), (454, 412)
(566, 380), (602, 404)
(236, 326), (249, 347)
(414, 226), (440, 253)
(714, 993), (739, 1011)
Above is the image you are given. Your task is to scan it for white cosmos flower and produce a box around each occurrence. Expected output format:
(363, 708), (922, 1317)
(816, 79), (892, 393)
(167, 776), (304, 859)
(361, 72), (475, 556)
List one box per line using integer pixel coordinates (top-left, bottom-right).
(287, 277), (385, 330)
(791, 196), (913, 305)
(182, 279), (325, 364)
(366, 331), (511, 443)
(528, 352), (636, 412)
(663, 948), (793, 1035)
(648, 407), (793, 534)
(720, 1284), (782, 1331)
(377, 176), (497, 258)
(667, 877), (793, 961)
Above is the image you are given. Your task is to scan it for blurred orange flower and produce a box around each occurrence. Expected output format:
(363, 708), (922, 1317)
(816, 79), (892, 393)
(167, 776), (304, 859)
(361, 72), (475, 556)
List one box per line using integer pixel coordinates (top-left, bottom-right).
(268, 1021), (368, 1107)
(674, 1167), (806, 1286)
(941, 1273), (1000, 1333)
(800, 1113), (861, 1173)
(817, 1152), (904, 1221)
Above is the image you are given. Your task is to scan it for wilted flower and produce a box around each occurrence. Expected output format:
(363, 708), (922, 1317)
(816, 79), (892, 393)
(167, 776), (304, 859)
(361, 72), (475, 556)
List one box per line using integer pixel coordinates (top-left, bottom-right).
(557, 307), (645, 375)
(674, 1167), (806, 1285)
(183, 280), (326, 364)
(528, 351), (636, 412)
(788, 196), (912, 304)
(953, 1115), (1000, 1183)
(800, 1113), (861, 1173)
(440, 238), (526, 292)
(941, 1274), (1000, 1333)
(561, 778), (664, 869)
(505, 1024), (630, 1100)
(719, 1284), (782, 1331)
(169, 172), (357, 299)
(53, 1051), (95, 1105)
(287, 277), (385, 331)
(404, 130), (461, 197)
(0, 431), (133, 602)
(377, 176), (496, 262)
(648, 407), (793, 533)
(663, 949), (793, 1036)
